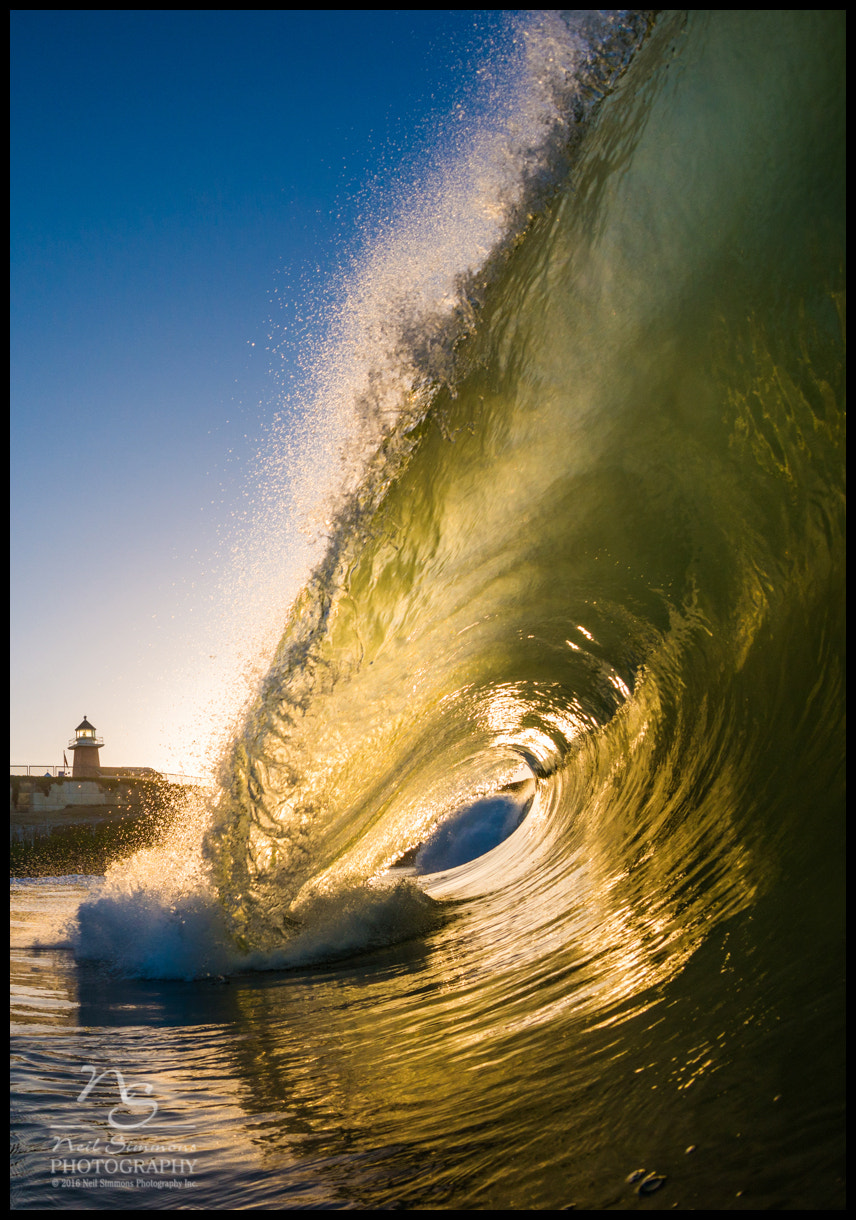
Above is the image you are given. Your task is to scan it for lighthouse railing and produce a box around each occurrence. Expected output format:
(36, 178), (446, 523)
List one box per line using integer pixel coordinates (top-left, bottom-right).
(10, 765), (69, 778)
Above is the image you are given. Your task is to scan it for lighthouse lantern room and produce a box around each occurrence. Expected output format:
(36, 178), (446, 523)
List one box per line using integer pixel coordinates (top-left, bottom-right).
(68, 715), (104, 778)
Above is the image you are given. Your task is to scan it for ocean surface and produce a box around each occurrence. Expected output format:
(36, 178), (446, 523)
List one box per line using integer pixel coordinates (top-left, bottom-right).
(11, 12), (845, 1210)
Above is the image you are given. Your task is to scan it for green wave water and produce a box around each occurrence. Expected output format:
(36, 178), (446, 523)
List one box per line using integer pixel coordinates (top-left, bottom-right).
(19, 11), (844, 1210)
(210, 8), (844, 964)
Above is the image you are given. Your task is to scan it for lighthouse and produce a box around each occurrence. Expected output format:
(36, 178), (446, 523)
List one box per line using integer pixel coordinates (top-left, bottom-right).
(68, 715), (104, 778)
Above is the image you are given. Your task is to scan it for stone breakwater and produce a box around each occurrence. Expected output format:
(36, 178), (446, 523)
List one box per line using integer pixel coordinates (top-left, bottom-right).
(9, 775), (200, 874)
(11, 777), (149, 840)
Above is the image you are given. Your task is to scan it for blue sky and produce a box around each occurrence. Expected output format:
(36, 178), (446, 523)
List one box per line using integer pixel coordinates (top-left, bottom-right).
(10, 9), (513, 775)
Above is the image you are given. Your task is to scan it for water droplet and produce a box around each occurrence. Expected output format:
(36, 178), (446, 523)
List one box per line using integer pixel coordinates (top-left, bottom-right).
(637, 1173), (667, 1196)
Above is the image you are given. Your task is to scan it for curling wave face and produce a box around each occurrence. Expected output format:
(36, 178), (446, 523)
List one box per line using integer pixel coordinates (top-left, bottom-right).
(203, 10), (843, 985)
(69, 12), (843, 1207)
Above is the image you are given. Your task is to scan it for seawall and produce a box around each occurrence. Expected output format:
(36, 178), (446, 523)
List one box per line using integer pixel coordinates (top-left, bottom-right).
(9, 775), (207, 875)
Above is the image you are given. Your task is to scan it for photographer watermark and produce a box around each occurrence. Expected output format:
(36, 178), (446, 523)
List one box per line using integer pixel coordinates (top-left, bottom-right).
(49, 1065), (200, 1191)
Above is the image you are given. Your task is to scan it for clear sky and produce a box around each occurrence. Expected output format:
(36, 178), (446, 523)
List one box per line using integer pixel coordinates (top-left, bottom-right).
(10, 9), (513, 777)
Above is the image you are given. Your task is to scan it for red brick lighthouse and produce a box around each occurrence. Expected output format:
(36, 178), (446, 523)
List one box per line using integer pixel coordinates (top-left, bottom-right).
(68, 715), (104, 778)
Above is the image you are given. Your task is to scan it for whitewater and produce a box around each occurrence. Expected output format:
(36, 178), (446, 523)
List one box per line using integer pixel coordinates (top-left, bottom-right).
(11, 12), (844, 1210)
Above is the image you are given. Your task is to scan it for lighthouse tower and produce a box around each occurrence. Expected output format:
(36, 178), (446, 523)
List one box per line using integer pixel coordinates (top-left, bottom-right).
(68, 715), (104, 778)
